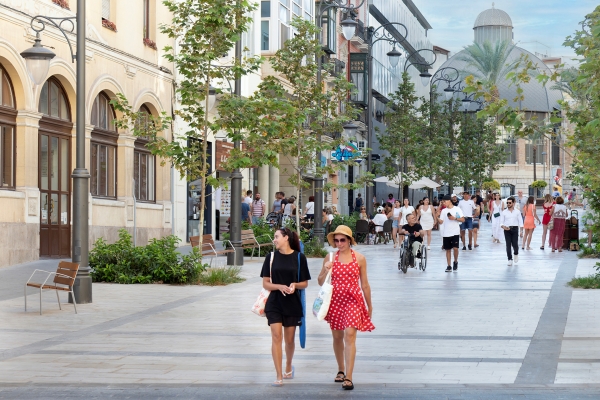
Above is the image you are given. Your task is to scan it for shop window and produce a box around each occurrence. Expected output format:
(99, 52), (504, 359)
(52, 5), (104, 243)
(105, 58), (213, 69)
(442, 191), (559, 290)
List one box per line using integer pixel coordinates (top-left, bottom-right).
(0, 65), (16, 189)
(134, 105), (155, 202)
(90, 92), (118, 198)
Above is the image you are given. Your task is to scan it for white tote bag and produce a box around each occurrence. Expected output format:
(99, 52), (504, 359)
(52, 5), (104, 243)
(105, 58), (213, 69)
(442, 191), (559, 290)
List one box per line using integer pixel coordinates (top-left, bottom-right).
(251, 252), (274, 317)
(312, 253), (334, 321)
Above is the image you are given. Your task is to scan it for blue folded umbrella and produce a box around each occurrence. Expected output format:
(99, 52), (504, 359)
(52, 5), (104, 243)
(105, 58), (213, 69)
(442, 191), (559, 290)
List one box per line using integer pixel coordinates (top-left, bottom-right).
(299, 243), (306, 349)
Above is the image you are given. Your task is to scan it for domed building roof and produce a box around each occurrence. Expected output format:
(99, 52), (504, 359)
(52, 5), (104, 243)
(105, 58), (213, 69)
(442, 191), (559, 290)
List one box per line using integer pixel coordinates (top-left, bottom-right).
(433, 46), (562, 113)
(474, 5), (513, 28)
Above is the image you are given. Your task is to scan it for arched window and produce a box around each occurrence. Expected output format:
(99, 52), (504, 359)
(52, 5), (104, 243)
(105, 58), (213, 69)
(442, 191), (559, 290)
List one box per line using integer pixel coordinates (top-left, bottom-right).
(39, 78), (70, 120)
(134, 104), (155, 202)
(0, 64), (16, 188)
(90, 92), (117, 198)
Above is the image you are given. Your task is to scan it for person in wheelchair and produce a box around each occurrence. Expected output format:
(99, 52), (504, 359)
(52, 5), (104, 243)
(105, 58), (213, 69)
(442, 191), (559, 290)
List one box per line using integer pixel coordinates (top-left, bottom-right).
(400, 214), (424, 266)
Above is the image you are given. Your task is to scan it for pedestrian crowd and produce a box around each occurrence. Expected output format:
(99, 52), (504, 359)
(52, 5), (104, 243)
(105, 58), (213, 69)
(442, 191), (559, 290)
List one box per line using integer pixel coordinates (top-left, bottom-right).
(253, 186), (590, 389)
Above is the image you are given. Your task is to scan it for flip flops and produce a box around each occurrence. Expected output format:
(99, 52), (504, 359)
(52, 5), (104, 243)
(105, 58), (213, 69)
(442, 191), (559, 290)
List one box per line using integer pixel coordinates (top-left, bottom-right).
(283, 366), (295, 379)
(271, 380), (283, 387)
(334, 371), (345, 382)
(342, 378), (354, 390)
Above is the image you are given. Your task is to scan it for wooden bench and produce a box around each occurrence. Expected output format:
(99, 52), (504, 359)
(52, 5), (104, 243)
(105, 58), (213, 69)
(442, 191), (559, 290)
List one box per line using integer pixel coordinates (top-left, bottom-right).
(25, 261), (79, 315)
(190, 234), (235, 267)
(241, 229), (273, 259)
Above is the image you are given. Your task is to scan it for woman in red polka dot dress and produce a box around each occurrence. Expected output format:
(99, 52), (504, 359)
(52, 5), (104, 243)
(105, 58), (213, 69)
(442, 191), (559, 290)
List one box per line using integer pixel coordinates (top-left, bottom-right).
(318, 225), (374, 391)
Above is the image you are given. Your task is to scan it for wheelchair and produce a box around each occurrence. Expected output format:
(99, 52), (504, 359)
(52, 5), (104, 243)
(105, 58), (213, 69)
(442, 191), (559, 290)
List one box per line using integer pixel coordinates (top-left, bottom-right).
(397, 233), (427, 273)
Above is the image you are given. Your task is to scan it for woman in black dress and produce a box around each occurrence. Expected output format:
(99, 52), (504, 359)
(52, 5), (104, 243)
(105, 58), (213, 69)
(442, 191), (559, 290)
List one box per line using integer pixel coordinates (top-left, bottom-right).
(260, 227), (311, 387)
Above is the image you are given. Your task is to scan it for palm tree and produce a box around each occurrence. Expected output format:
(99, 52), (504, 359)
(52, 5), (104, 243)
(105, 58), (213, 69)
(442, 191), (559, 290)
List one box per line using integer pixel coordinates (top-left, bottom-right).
(457, 40), (519, 98)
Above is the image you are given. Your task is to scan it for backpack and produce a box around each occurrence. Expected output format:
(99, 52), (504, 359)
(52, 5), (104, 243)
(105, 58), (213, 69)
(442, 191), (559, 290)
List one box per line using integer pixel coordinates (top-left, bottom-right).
(354, 197), (363, 212)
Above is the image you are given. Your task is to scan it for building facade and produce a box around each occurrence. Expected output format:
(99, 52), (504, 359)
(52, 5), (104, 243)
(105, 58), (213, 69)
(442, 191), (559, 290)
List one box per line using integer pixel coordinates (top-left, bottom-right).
(433, 5), (572, 197)
(0, 0), (175, 267)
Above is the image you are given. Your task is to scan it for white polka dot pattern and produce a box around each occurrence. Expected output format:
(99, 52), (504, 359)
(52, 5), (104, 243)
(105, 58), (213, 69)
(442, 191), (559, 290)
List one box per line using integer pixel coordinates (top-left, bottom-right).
(324, 250), (375, 332)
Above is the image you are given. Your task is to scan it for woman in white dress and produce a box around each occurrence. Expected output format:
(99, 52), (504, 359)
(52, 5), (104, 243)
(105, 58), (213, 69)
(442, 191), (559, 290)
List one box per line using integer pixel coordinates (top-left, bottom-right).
(391, 200), (402, 248)
(418, 197), (435, 250)
(490, 193), (504, 243)
(398, 198), (416, 244)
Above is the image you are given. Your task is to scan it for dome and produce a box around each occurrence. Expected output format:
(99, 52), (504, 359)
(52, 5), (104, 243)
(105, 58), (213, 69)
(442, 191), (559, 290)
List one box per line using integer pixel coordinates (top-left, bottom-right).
(433, 46), (562, 113)
(474, 6), (513, 28)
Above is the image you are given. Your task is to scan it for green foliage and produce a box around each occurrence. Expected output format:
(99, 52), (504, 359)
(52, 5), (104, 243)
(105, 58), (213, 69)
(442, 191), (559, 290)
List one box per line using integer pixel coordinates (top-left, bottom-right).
(198, 266), (244, 286)
(113, 0), (262, 250)
(560, 7), (600, 219)
(303, 238), (329, 258)
(482, 179), (500, 191)
(222, 219), (274, 256)
(330, 213), (359, 236)
(217, 17), (370, 239)
(457, 40), (518, 89)
(531, 180), (548, 189)
(90, 229), (206, 284)
(568, 273), (600, 289)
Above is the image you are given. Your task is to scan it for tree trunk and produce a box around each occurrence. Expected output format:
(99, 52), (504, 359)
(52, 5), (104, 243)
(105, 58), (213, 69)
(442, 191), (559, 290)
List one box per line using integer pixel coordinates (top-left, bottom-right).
(533, 146), (537, 183)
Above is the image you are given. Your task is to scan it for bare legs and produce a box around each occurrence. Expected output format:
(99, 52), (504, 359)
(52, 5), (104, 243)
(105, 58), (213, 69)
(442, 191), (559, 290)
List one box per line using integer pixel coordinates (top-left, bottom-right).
(460, 230), (473, 247)
(472, 228), (478, 247)
(541, 224), (549, 248)
(523, 228), (534, 249)
(270, 323), (296, 382)
(392, 227), (399, 247)
(445, 248), (459, 266)
(331, 328), (358, 386)
(423, 230), (432, 247)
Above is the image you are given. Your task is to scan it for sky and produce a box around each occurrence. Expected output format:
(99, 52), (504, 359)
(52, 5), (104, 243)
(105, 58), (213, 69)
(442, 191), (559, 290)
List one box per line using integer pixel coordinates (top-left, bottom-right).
(411, 0), (597, 63)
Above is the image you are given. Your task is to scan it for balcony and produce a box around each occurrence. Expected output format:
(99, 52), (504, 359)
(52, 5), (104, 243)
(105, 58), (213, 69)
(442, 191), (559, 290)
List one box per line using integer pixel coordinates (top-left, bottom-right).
(350, 19), (368, 53)
(321, 54), (346, 78)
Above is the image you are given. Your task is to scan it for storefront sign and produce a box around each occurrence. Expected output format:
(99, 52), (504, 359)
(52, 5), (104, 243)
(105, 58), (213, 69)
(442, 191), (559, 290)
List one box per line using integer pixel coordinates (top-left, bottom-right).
(331, 142), (362, 162)
(215, 140), (235, 171)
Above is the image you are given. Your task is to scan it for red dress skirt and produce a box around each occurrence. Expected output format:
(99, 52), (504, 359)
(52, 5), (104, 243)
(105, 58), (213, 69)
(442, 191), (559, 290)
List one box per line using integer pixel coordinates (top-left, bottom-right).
(542, 203), (554, 225)
(325, 250), (375, 332)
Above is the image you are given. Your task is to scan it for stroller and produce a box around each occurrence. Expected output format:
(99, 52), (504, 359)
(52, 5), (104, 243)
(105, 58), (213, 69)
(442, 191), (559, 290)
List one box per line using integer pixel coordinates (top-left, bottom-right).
(265, 212), (282, 228)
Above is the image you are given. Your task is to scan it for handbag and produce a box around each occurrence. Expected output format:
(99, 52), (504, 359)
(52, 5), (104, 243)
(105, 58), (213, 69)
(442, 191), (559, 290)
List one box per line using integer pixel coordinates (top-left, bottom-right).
(312, 253), (334, 321)
(548, 218), (554, 230)
(251, 252), (274, 317)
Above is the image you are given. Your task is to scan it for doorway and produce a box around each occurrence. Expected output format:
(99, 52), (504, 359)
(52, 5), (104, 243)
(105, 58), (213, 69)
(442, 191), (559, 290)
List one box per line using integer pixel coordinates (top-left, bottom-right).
(39, 131), (71, 257)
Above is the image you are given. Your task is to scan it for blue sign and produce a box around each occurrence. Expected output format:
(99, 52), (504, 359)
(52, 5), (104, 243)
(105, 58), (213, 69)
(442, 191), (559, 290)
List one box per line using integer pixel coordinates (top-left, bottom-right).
(331, 142), (362, 163)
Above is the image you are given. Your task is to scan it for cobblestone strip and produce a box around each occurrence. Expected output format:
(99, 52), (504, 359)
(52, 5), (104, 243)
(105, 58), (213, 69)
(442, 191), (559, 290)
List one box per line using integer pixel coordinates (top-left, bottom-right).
(515, 252), (578, 384)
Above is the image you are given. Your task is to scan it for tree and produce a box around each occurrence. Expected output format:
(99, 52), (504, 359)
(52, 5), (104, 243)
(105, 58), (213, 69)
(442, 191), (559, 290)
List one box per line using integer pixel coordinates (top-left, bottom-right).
(561, 6), (600, 215)
(112, 0), (262, 248)
(454, 108), (506, 188)
(216, 18), (366, 238)
(377, 73), (453, 198)
(458, 40), (518, 96)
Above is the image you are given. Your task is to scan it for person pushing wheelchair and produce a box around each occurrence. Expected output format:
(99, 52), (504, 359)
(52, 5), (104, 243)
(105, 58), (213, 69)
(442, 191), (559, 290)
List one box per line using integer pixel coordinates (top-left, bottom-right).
(400, 214), (424, 266)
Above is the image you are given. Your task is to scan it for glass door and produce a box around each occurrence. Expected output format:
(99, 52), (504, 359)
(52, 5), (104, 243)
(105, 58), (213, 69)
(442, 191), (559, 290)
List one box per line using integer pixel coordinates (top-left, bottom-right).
(39, 133), (71, 257)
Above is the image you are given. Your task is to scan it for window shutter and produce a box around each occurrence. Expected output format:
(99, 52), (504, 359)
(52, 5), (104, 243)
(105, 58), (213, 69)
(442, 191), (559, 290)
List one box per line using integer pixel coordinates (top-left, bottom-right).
(102, 0), (111, 20)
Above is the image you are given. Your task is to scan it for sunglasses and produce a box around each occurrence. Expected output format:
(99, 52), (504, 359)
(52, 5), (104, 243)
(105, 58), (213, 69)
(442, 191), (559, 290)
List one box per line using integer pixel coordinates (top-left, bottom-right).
(333, 238), (347, 243)
(507, 201), (513, 204)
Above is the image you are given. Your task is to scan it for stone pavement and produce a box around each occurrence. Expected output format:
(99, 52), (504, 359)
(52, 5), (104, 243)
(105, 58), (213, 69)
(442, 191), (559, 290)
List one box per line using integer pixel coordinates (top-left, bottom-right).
(1, 213), (600, 399)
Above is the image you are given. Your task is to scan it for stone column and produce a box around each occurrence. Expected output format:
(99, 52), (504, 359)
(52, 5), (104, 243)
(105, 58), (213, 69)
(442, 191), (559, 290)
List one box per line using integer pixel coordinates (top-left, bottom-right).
(257, 165), (270, 199)
(269, 156), (279, 206)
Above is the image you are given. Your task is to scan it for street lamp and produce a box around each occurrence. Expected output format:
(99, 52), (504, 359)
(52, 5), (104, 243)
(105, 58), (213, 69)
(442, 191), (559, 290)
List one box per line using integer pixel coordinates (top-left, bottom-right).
(343, 121), (359, 137)
(362, 22), (409, 216)
(315, 0), (365, 244)
(21, 3), (91, 303)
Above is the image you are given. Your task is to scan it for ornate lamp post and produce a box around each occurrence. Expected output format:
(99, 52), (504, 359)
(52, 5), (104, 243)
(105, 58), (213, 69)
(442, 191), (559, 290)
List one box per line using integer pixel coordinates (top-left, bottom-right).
(362, 22), (409, 216)
(20, 1), (92, 303)
(314, 0), (365, 244)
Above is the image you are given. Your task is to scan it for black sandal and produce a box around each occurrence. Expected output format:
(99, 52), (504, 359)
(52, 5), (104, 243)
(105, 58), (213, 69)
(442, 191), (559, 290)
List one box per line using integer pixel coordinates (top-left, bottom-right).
(334, 371), (345, 382)
(342, 378), (354, 390)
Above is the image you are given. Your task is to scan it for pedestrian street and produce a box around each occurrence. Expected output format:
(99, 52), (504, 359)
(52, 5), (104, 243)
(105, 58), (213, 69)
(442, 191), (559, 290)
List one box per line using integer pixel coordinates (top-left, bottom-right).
(1, 215), (600, 399)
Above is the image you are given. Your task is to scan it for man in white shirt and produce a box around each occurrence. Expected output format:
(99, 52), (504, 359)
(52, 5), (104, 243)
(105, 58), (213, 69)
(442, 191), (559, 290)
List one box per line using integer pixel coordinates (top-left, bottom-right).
(500, 196), (524, 266)
(372, 206), (388, 244)
(458, 192), (476, 251)
(436, 194), (466, 272)
(244, 190), (253, 205)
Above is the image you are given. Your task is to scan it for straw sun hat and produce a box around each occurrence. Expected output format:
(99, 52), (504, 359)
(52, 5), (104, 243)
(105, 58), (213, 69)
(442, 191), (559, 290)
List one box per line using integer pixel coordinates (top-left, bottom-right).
(327, 225), (357, 247)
